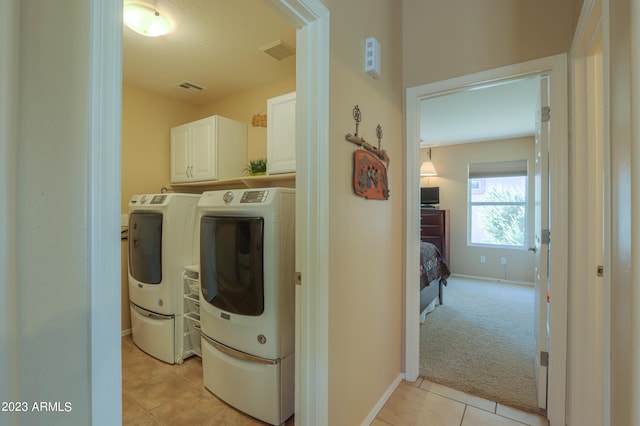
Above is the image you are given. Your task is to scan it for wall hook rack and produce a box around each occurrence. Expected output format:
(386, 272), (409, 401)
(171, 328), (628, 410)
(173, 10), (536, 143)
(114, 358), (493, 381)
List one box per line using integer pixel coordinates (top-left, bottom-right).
(344, 105), (390, 200)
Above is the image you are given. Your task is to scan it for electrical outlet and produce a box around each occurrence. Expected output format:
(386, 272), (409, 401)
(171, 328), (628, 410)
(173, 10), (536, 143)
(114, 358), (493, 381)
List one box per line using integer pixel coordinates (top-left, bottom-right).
(480, 256), (486, 264)
(501, 257), (507, 265)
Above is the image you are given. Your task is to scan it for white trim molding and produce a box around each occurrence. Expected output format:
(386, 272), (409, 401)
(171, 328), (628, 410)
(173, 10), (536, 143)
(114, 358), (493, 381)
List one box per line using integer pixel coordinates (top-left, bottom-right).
(569, 0), (609, 423)
(265, 1), (330, 424)
(89, 1), (123, 425)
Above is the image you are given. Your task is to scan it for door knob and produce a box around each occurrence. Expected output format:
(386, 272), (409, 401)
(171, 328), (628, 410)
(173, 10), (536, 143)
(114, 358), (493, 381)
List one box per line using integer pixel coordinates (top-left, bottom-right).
(528, 246), (537, 253)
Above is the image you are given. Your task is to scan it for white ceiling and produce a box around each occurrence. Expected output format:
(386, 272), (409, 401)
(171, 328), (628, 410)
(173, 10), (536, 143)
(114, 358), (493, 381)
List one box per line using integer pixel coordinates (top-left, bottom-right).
(122, 0), (296, 105)
(419, 77), (541, 147)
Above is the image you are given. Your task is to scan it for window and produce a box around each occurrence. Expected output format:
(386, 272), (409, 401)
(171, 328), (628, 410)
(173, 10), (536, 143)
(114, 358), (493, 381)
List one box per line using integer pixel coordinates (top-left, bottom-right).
(468, 160), (528, 248)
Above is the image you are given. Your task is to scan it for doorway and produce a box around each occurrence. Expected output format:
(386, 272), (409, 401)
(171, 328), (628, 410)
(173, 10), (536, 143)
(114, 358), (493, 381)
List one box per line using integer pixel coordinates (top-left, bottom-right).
(116, 0), (330, 423)
(404, 54), (569, 426)
(415, 74), (543, 411)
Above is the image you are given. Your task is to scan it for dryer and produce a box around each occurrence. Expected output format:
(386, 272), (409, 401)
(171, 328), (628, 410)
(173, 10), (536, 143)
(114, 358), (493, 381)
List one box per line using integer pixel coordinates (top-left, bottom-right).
(197, 188), (295, 426)
(128, 193), (200, 364)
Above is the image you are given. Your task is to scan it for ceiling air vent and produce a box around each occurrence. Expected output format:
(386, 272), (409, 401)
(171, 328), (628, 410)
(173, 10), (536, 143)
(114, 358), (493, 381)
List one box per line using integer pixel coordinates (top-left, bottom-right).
(175, 81), (206, 94)
(260, 40), (295, 61)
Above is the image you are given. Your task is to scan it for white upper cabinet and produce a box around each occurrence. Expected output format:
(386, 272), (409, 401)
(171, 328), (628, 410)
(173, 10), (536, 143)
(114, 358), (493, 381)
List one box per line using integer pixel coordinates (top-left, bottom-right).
(267, 92), (296, 175)
(171, 115), (247, 184)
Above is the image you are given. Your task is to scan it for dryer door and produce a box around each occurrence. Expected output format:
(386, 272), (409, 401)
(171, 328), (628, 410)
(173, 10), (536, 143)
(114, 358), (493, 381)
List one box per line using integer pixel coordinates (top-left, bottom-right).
(129, 212), (163, 284)
(200, 216), (264, 316)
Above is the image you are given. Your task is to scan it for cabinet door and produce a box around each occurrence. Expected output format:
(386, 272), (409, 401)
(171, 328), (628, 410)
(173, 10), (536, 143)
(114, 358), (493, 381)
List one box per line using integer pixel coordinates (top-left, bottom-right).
(191, 116), (217, 181)
(170, 124), (191, 183)
(267, 92), (296, 174)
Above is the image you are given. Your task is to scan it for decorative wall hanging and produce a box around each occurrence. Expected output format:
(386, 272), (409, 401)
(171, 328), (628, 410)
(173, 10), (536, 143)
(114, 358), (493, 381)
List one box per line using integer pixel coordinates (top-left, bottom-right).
(345, 105), (390, 200)
(251, 113), (267, 127)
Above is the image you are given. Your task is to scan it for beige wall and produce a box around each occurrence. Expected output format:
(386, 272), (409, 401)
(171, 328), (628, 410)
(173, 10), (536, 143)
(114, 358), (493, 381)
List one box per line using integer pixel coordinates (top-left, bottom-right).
(121, 84), (200, 212)
(403, 0), (575, 88)
(323, 1), (404, 424)
(424, 138), (536, 283)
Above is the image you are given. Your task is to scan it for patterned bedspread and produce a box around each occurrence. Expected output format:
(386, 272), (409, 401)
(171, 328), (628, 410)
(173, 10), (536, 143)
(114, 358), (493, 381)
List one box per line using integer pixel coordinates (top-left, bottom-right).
(420, 242), (450, 288)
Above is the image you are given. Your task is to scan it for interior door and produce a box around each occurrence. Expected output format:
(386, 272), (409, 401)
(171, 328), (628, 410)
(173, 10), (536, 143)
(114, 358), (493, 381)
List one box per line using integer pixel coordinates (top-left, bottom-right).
(532, 76), (550, 410)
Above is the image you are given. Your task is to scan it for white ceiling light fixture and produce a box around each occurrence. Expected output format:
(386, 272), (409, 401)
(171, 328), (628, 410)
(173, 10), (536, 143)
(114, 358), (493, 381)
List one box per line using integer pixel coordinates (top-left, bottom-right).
(124, 3), (172, 37)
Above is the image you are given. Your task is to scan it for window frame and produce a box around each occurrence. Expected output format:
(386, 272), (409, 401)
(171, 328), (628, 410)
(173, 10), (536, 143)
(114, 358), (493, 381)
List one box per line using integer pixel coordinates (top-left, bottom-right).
(467, 161), (529, 249)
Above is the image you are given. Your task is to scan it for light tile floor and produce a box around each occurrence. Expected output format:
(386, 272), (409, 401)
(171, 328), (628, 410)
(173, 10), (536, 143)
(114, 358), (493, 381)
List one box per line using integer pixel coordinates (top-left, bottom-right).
(374, 378), (548, 426)
(122, 336), (548, 425)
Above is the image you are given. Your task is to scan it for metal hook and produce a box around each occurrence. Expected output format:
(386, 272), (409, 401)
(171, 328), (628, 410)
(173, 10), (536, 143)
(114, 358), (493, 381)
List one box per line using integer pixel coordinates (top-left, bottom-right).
(352, 105), (362, 136)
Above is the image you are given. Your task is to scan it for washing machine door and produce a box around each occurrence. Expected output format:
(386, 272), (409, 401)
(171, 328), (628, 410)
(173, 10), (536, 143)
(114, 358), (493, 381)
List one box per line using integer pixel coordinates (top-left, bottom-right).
(200, 216), (264, 316)
(129, 212), (163, 284)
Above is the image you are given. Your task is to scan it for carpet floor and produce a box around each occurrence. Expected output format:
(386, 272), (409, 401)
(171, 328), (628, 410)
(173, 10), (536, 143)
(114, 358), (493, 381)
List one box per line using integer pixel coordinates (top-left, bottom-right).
(419, 276), (544, 415)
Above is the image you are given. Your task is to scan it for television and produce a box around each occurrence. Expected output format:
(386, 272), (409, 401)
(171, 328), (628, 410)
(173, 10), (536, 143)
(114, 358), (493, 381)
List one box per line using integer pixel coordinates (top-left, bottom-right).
(421, 186), (440, 207)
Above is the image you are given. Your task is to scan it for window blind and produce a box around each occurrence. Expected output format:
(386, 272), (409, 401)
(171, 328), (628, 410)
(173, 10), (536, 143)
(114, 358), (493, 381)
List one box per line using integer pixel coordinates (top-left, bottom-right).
(468, 160), (528, 178)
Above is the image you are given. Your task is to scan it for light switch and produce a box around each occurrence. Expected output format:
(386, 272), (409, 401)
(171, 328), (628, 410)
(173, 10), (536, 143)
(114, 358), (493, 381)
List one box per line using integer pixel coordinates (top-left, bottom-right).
(365, 37), (380, 79)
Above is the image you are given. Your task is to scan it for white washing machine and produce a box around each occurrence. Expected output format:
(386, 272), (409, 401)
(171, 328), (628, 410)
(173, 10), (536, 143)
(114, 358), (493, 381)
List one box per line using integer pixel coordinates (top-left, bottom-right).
(197, 188), (295, 426)
(128, 193), (200, 364)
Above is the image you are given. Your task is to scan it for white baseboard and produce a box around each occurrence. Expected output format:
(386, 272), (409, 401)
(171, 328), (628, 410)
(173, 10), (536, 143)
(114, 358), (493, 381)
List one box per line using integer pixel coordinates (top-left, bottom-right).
(361, 373), (403, 426)
(121, 328), (131, 337)
(451, 273), (534, 287)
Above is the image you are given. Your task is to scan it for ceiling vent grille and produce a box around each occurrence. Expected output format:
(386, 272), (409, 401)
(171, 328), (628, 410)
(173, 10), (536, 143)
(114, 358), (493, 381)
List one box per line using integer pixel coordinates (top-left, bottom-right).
(260, 40), (295, 61)
(175, 81), (206, 93)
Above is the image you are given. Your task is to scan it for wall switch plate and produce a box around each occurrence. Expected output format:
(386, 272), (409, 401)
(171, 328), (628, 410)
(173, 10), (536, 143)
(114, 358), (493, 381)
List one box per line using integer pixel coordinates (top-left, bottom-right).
(480, 256), (486, 264)
(501, 257), (508, 265)
(364, 37), (380, 79)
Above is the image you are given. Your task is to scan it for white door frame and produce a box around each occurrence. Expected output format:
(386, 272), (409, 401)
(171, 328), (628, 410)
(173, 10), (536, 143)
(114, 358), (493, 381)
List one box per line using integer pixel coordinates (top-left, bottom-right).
(404, 54), (568, 425)
(265, 1), (331, 424)
(569, 0), (609, 423)
(89, 1), (123, 423)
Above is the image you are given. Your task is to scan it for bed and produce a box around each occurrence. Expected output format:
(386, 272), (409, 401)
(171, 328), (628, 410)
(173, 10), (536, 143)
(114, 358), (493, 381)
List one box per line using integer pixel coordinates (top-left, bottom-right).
(419, 241), (450, 322)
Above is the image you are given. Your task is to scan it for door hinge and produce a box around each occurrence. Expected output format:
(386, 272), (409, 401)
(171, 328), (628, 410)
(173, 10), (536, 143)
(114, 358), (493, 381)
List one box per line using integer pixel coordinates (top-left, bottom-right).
(295, 271), (302, 286)
(541, 106), (551, 123)
(542, 229), (551, 245)
(597, 265), (604, 277)
(540, 351), (549, 367)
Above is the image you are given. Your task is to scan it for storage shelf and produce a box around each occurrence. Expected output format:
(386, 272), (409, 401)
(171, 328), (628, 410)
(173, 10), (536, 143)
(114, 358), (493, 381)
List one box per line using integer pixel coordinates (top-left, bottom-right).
(185, 312), (201, 322)
(182, 266), (202, 359)
(184, 293), (199, 303)
(171, 173), (295, 191)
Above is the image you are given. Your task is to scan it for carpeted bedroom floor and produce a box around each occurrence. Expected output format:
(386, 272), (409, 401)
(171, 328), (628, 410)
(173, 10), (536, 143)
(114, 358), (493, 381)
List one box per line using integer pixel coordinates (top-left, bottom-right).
(420, 276), (545, 416)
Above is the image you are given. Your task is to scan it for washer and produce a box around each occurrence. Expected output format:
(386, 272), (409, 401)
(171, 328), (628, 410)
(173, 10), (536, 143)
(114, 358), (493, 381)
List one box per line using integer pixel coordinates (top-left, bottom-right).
(197, 188), (295, 426)
(128, 193), (200, 364)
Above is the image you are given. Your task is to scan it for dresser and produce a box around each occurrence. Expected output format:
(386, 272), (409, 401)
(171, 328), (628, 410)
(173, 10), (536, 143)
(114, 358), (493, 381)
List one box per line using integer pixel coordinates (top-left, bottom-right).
(420, 208), (450, 263)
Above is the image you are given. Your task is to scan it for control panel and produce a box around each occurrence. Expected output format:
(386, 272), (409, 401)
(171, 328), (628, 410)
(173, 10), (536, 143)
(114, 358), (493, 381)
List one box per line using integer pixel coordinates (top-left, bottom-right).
(240, 190), (269, 203)
(129, 194), (168, 206)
